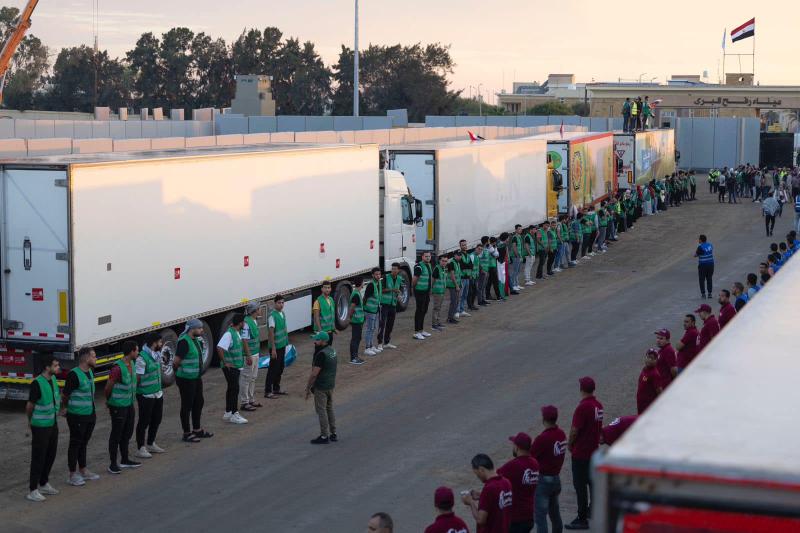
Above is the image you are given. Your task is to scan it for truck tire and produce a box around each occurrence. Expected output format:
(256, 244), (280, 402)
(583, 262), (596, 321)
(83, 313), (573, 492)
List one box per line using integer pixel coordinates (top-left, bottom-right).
(199, 320), (214, 373)
(333, 282), (352, 331)
(395, 269), (412, 312)
(159, 328), (178, 388)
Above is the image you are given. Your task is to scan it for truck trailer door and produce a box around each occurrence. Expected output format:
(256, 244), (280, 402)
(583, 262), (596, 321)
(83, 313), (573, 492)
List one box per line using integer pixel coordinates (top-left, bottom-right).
(1, 169), (70, 341)
(391, 153), (435, 254)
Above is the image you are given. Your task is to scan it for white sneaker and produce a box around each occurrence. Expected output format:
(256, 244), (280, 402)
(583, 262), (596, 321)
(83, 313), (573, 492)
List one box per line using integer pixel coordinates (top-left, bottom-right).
(384, 343), (397, 349)
(230, 412), (248, 424)
(80, 469), (100, 481)
(413, 333), (426, 340)
(375, 344), (384, 352)
(223, 411), (233, 420)
(454, 312), (460, 319)
(146, 443), (165, 454)
(460, 311), (471, 317)
(135, 446), (152, 459)
(525, 280), (536, 286)
(38, 483), (59, 495)
(515, 286), (523, 291)
(26, 489), (46, 502)
(364, 347), (377, 356)
(554, 268), (562, 273)
(421, 331), (432, 337)
(67, 473), (85, 487)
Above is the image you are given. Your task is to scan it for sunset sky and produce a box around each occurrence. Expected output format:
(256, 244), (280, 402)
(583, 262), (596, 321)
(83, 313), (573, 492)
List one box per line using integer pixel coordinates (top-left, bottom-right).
(23, 1), (799, 103)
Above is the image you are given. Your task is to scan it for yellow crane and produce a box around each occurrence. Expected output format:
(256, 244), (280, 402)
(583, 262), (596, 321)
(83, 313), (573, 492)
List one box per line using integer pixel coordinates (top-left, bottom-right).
(0, 0), (40, 105)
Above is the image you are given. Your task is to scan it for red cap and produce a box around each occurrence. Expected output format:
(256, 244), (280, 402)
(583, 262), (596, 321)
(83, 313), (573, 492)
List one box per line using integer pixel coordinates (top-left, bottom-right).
(541, 405), (558, 422)
(434, 486), (454, 508)
(508, 432), (532, 449)
(694, 303), (712, 313)
(654, 328), (671, 339)
(579, 376), (596, 393)
(646, 348), (659, 357)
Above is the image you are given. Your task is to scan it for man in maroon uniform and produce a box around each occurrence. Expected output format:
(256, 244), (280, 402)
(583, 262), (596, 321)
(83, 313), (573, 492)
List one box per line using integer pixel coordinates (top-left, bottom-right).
(601, 415), (638, 446)
(654, 329), (677, 386)
(425, 486), (470, 533)
(498, 432), (540, 533)
(461, 454), (512, 533)
(717, 289), (737, 328)
(695, 303), (721, 353)
(565, 377), (603, 530)
(531, 405), (567, 533)
(675, 314), (699, 372)
(637, 349), (662, 414)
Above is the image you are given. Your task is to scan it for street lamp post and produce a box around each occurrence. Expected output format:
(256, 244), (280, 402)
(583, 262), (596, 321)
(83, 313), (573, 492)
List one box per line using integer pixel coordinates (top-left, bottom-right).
(353, 0), (359, 117)
(477, 83), (483, 116)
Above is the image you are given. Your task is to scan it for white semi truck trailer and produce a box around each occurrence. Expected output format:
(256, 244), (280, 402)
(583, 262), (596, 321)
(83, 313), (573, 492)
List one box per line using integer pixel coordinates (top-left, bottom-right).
(0, 143), (419, 399)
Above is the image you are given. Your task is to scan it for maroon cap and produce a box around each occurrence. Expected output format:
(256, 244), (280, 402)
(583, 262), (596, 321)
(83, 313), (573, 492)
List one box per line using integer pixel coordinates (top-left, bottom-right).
(541, 405), (558, 422)
(654, 328), (671, 339)
(579, 376), (596, 393)
(508, 432), (532, 449)
(646, 348), (659, 357)
(434, 486), (454, 508)
(694, 303), (712, 313)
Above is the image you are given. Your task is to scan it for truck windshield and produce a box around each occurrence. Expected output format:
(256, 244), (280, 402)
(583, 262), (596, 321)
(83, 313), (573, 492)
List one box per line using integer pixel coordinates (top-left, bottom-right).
(401, 196), (414, 225)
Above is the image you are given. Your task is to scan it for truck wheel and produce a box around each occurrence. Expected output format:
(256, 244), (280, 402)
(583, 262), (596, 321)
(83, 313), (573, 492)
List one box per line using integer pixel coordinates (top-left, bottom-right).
(199, 320), (214, 373)
(395, 269), (412, 312)
(159, 328), (178, 388)
(334, 282), (352, 331)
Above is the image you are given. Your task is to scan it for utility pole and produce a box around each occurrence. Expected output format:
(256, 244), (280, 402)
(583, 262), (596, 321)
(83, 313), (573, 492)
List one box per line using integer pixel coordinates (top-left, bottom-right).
(353, 0), (359, 117)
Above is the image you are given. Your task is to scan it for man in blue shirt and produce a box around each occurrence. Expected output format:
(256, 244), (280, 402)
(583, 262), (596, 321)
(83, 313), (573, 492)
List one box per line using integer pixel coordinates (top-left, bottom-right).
(694, 234), (714, 299)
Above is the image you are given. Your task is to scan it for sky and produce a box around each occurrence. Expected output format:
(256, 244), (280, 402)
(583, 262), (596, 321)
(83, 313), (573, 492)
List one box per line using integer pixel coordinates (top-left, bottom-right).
(20, 0), (800, 105)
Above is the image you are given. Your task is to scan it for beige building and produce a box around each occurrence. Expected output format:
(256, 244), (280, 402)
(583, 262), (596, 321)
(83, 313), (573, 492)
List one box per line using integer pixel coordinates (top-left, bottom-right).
(497, 74), (587, 114)
(231, 75), (276, 117)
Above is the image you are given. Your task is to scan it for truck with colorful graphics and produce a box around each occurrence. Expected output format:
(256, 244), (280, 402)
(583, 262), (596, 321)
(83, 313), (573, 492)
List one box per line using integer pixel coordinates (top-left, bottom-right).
(613, 129), (676, 190)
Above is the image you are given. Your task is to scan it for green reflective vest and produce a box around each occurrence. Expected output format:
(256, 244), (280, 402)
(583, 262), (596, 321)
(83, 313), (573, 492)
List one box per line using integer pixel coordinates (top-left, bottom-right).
(137, 348), (162, 396)
(176, 334), (202, 380)
(350, 291), (365, 324)
(479, 250), (490, 271)
(381, 274), (401, 306)
(108, 360), (136, 408)
(524, 233), (536, 256)
(432, 265), (447, 295)
(559, 223), (570, 241)
(364, 279), (382, 313)
(469, 254), (479, 279)
(269, 310), (289, 349)
(415, 262), (432, 292)
(66, 368), (95, 416)
(548, 229), (558, 251)
(512, 234), (523, 257)
(31, 374), (59, 427)
(224, 327), (244, 369)
(244, 316), (261, 355)
(317, 295), (335, 333)
(445, 259), (462, 289)
(539, 229), (549, 250)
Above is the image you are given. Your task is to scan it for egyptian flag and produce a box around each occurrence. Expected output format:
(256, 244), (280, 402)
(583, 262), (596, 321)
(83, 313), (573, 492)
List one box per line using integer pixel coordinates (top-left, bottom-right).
(731, 18), (755, 43)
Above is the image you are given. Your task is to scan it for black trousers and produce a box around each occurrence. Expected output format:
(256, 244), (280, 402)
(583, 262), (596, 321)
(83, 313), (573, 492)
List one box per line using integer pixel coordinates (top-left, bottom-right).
(698, 263), (714, 296)
(349, 322), (363, 358)
(467, 278), (477, 308)
(765, 214), (776, 235)
(413, 289), (430, 331)
(486, 267), (501, 299)
(718, 186), (726, 202)
(509, 522), (533, 533)
(135, 395), (163, 448)
(690, 184), (696, 199)
(581, 234), (592, 256)
(108, 405), (134, 465)
(176, 376), (204, 433)
(30, 425), (58, 491)
(546, 250), (556, 274)
(265, 346), (286, 393)
(571, 240), (580, 261)
(572, 458), (592, 521)
(377, 305), (396, 344)
(67, 412), (96, 472)
(536, 251), (548, 279)
(222, 367), (240, 413)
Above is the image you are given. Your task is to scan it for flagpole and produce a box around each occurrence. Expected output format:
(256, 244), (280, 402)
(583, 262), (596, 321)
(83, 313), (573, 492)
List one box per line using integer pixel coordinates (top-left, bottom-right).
(752, 29), (756, 81)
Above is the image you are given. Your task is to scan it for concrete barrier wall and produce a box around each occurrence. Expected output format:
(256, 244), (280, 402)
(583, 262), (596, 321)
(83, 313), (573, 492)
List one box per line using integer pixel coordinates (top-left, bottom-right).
(675, 117), (760, 169)
(0, 138), (27, 157)
(72, 138), (113, 154)
(113, 138), (152, 152)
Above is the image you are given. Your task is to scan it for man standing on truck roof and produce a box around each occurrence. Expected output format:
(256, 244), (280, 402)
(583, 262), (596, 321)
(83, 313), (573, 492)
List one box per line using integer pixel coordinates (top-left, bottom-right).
(622, 98), (631, 133)
(314, 281), (336, 347)
(362, 268), (383, 356)
(134, 332), (166, 460)
(347, 278), (367, 365)
(61, 347), (101, 487)
(509, 225), (524, 293)
(377, 263), (402, 351)
(105, 341), (142, 474)
(412, 251), (433, 340)
(26, 354), (61, 502)
(173, 319), (212, 442)
(217, 313), (248, 425)
(431, 255), (449, 331)
(695, 304), (720, 354)
(695, 234), (715, 299)
(446, 250), (464, 325)
(531, 405), (567, 533)
(566, 377), (603, 530)
(239, 302), (263, 410)
(306, 331), (338, 445)
(265, 295), (290, 396)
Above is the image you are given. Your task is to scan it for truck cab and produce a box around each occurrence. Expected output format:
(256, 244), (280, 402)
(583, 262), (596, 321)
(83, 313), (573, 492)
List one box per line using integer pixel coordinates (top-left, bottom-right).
(379, 169), (419, 311)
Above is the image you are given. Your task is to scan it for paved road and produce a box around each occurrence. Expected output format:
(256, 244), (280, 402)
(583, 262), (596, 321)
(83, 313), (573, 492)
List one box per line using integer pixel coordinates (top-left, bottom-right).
(2, 190), (789, 533)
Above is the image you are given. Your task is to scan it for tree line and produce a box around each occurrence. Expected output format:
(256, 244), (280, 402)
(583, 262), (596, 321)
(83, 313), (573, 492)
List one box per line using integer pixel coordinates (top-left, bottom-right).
(0, 6), (498, 121)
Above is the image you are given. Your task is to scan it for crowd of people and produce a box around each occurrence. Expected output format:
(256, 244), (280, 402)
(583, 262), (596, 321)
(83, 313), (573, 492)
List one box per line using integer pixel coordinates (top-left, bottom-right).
(621, 96), (656, 133)
(708, 165), (799, 208)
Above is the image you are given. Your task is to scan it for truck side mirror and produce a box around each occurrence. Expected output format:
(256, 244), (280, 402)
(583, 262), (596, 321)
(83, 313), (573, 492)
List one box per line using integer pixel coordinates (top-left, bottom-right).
(414, 198), (424, 225)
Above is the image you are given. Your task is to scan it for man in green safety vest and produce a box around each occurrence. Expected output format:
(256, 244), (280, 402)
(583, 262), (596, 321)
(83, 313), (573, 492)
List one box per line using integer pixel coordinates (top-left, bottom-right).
(105, 340), (141, 474)
(26, 354), (61, 502)
(431, 254), (449, 331)
(446, 250), (464, 324)
(239, 302), (263, 411)
(347, 278), (367, 365)
(61, 346), (101, 487)
(363, 267), (383, 356)
(377, 262), (403, 351)
(173, 319), (211, 442)
(475, 241), (490, 307)
(535, 222), (550, 280)
(314, 280), (336, 347)
(217, 313), (248, 425)
(306, 331), (338, 445)
(508, 225), (524, 293)
(523, 225), (537, 285)
(134, 332), (166, 460)
(412, 251), (433, 340)
(265, 294), (290, 397)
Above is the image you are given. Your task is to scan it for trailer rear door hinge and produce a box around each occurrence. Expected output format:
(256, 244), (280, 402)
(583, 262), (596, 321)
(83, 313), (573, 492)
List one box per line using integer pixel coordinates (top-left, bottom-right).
(54, 179), (67, 187)
(3, 319), (22, 330)
(55, 252), (68, 261)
